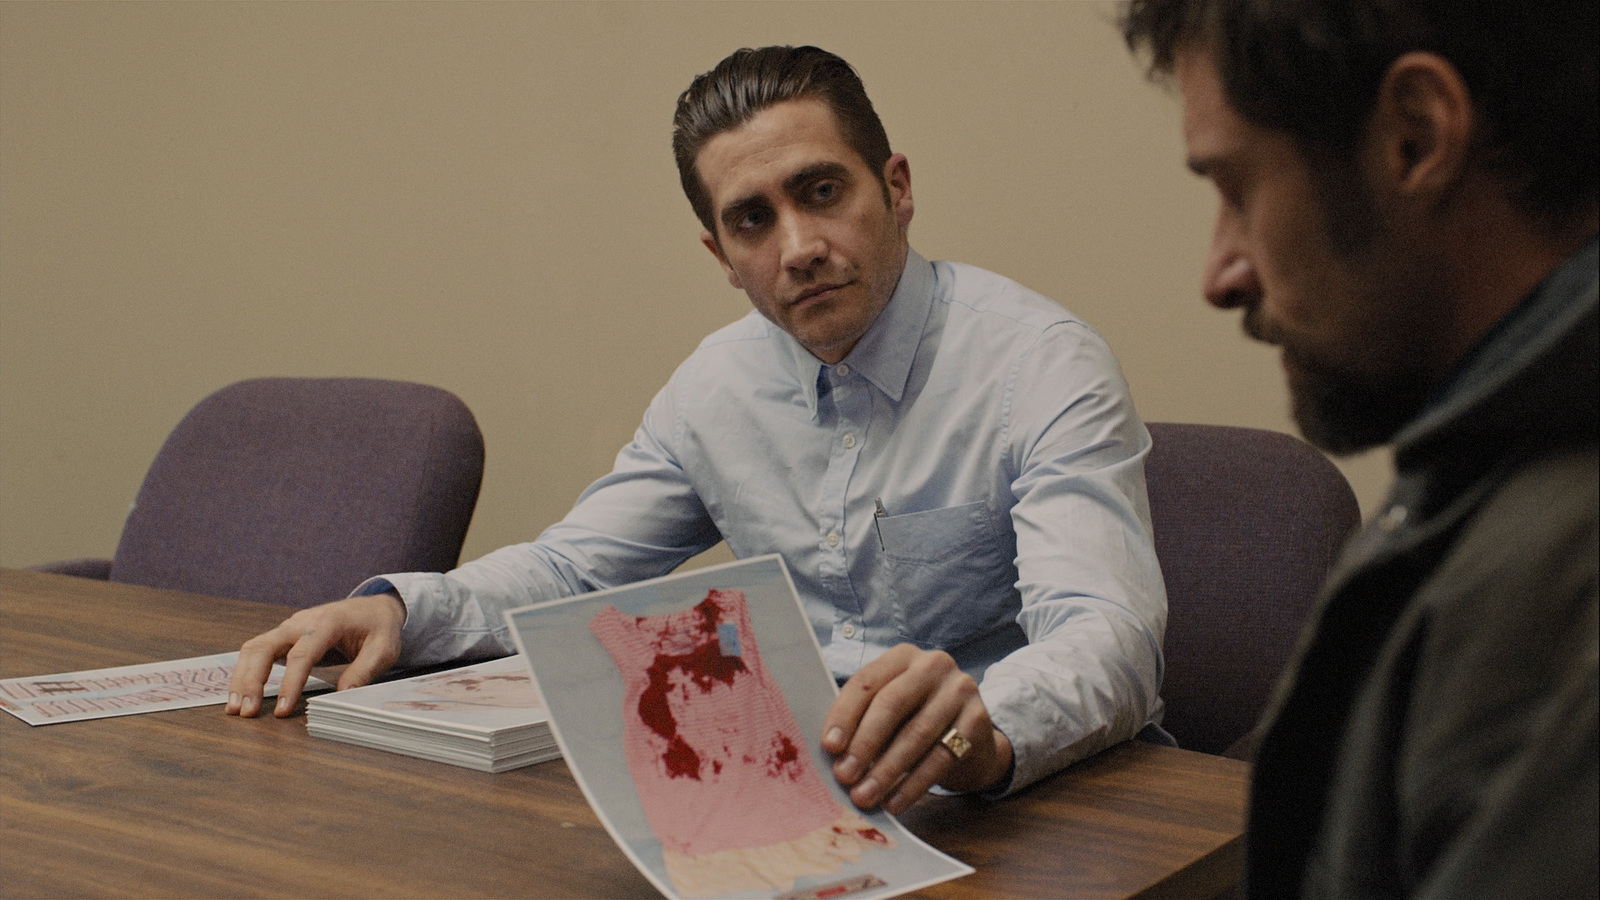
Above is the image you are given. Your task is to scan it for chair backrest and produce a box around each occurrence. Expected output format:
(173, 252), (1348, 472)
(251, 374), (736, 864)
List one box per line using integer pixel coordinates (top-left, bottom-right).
(1145, 422), (1360, 755)
(110, 377), (484, 608)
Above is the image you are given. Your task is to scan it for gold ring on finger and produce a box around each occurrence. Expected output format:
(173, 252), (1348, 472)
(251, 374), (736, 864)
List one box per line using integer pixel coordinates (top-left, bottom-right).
(939, 725), (972, 760)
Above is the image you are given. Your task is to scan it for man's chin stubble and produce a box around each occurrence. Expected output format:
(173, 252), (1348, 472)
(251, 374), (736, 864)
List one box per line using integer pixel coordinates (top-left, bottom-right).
(1284, 350), (1433, 456)
(1243, 305), (1432, 455)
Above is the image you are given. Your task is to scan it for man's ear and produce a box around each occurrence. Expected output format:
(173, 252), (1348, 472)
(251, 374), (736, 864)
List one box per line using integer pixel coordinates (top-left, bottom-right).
(700, 229), (743, 290)
(883, 153), (914, 230)
(1369, 51), (1475, 201)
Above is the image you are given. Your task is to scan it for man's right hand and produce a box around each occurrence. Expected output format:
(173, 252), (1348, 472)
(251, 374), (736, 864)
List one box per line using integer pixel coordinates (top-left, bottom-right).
(225, 591), (406, 718)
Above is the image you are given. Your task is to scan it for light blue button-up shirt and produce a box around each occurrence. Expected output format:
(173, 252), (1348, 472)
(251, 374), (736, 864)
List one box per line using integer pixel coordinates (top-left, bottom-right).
(369, 249), (1167, 792)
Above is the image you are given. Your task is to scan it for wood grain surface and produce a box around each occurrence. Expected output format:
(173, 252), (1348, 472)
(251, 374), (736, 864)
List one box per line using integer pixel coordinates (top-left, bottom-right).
(1, 568), (1247, 899)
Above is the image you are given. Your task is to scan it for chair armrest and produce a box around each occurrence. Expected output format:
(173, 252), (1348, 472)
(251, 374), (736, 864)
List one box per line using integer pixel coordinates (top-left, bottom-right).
(29, 558), (113, 580)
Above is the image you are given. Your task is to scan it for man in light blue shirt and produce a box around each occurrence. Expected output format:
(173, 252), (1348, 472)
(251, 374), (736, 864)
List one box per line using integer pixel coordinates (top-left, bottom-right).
(230, 45), (1167, 811)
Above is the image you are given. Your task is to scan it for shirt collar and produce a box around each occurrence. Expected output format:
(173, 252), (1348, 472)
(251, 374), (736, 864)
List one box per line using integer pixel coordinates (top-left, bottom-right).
(847, 247), (934, 403)
(775, 247), (937, 419)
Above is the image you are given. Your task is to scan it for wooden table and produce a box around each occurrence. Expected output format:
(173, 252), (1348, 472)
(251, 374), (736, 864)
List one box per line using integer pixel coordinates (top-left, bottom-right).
(0, 568), (1247, 898)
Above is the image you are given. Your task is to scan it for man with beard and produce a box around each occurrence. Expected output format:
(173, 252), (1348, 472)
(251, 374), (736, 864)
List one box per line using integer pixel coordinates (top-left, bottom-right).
(1123, 1), (1597, 896)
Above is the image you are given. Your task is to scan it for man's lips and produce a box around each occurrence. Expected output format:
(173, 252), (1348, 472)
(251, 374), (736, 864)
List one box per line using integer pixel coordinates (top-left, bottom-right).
(788, 281), (851, 308)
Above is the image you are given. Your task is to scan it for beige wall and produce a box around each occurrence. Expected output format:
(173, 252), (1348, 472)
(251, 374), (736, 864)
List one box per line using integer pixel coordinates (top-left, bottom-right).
(0, 0), (1390, 572)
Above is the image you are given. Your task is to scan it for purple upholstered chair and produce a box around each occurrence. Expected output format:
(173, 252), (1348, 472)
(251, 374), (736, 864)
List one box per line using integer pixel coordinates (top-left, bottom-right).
(1145, 422), (1360, 757)
(33, 377), (484, 608)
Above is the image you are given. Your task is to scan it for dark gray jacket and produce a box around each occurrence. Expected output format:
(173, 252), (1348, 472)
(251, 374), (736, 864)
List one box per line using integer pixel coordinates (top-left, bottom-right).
(1248, 237), (1599, 899)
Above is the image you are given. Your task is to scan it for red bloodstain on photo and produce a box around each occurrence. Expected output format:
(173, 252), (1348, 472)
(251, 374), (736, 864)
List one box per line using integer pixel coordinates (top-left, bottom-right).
(635, 595), (747, 779)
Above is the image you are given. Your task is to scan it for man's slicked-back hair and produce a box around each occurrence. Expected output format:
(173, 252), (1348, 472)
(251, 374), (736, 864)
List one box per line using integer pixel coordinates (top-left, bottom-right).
(673, 45), (893, 236)
(1121, 0), (1599, 228)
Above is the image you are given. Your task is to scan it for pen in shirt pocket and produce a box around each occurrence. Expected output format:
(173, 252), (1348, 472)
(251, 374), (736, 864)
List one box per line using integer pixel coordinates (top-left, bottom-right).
(874, 497), (888, 550)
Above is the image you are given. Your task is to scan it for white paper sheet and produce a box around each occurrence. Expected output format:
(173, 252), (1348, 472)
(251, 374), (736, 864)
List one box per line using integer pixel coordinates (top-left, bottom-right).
(0, 652), (331, 725)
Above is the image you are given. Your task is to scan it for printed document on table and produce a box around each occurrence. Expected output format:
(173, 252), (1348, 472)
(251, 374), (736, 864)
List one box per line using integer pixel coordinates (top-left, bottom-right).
(505, 554), (973, 900)
(0, 652), (331, 725)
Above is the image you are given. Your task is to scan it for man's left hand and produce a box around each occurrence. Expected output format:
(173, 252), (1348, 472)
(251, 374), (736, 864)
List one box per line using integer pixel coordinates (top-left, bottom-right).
(822, 644), (1013, 814)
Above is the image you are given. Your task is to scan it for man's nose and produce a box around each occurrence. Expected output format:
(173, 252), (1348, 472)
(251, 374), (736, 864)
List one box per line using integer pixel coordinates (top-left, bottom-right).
(1201, 211), (1257, 309)
(779, 213), (828, 273)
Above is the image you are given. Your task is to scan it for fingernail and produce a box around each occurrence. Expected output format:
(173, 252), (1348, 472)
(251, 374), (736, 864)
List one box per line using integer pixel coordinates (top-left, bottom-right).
(227, 692), (239, 711)
(824, 726), (844, 750)
(836, 754), (862, 782)
(885, 794), (907, 816)
(241, 696), (257, 716)
(854, 776), (880, 807)
(275, 696), (291, 715)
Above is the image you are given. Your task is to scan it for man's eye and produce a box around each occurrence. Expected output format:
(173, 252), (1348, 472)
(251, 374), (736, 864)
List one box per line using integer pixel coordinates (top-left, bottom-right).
(812, 182), (838, 203)
(1212, 177), (1246, 212)
(736, 209), (770, 231)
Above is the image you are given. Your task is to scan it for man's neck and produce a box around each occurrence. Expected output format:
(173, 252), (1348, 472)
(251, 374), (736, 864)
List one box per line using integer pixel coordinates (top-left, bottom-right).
(1429, 182), (1598, 380)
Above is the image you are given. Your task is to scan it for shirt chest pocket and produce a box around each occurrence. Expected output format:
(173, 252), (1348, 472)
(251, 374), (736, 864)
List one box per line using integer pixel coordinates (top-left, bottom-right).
(875, 500), (1018, 650)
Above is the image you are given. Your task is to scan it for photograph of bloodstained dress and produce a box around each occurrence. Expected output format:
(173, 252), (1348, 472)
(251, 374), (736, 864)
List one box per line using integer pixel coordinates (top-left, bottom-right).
(505, 555), (972, 900)
(591, 589), (889, 896)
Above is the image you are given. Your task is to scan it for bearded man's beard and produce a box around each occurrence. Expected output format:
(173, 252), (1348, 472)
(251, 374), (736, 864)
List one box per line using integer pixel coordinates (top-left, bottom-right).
(1244, 305), (1435, 456)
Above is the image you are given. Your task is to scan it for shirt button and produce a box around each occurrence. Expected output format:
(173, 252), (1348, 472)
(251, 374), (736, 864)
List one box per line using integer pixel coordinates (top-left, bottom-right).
(842, 434), (856, 449)
(836, 364), (850, 377)
(841, 623), (857, 639)
(826, 531), (840, 548)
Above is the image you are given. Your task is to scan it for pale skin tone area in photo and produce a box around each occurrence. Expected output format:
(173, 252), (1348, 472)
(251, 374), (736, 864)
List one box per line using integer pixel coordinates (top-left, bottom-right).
(1178, 46), (1599, 401)
(228, 97), (1013, 813)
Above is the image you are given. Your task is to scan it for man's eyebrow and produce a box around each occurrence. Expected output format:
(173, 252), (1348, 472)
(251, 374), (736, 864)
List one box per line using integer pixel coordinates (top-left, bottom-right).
(717, 161), (854, 229)
(784, 161), (851, 194)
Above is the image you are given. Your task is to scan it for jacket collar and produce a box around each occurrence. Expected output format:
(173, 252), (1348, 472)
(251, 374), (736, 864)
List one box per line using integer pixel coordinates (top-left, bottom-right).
(1336, 235), (1600, 573)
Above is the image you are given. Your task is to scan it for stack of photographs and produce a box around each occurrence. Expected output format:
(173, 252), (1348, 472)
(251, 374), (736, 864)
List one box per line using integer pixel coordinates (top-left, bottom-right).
(305, 655), (559, 773)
